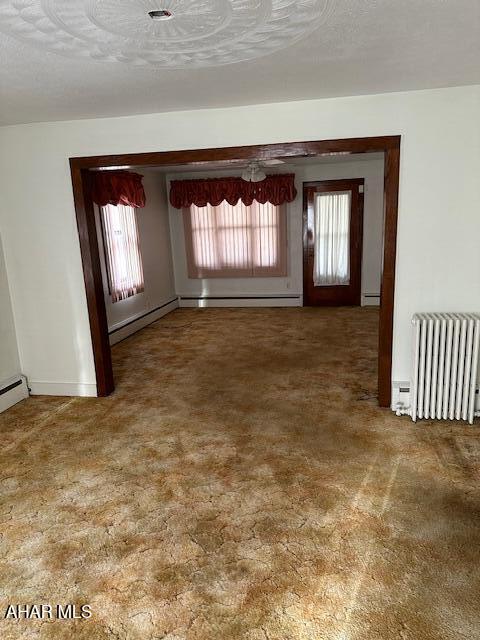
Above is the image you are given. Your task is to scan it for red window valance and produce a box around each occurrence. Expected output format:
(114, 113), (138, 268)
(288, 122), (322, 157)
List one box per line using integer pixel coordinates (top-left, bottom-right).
(169, 174), (297, 209)
(91, 170), (146, 208)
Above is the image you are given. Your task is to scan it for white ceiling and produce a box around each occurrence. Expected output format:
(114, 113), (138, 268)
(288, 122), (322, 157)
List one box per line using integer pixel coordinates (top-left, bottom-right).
(0, 0), (478, 126)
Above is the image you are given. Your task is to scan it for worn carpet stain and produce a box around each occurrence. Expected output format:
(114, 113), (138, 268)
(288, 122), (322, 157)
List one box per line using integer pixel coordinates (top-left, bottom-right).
(0, 307), (479, 639)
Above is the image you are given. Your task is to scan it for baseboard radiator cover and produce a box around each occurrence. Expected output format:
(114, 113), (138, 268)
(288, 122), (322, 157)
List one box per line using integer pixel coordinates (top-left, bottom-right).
(179, 295), (302, 308)
(0, 375), (29, 413)
(109, 298), (179, 346)
(361, 293), (380, 307)
(396, 313), (480, 424)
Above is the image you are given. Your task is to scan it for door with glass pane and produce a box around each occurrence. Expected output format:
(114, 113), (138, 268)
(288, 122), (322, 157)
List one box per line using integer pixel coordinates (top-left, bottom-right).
(303, 179), (364, 306)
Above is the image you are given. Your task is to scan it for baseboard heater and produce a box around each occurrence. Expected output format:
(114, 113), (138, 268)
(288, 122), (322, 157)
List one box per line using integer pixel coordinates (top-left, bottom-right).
(109, 298), (179, 345)
(179, 295), (302, 308)
(362, 293), (380, 306)
(0, 375), (29, 413)
(396, 313), (480, 424)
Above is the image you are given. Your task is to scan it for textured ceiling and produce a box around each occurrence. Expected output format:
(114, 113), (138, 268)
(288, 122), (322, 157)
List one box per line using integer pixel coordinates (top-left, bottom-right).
(0, 0), (479, 126)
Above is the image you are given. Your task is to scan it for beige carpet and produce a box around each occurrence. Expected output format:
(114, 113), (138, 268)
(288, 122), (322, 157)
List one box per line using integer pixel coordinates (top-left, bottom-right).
(1, 307), (479, 639)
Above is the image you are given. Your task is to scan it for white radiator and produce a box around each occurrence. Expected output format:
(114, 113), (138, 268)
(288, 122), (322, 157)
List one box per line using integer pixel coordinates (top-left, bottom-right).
(409, 313), (480, 424)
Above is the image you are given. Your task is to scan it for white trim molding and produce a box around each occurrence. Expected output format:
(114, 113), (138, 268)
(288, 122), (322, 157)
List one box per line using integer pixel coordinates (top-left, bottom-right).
(28, 381), (97, 397)
(0, 375), (29, 413)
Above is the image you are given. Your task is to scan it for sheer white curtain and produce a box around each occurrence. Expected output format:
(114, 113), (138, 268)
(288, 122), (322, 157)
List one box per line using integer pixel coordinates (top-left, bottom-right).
(252, 201), (280, 270)
(313, 192), (351, 286)
(101, 204), (144, 302)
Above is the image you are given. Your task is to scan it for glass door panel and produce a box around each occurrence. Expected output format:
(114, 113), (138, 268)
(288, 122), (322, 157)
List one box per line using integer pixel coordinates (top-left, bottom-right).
(313, 191), (351, 287)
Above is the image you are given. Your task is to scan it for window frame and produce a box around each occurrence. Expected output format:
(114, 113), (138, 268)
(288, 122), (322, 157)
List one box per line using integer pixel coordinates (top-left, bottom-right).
(183, 200), (287, 279)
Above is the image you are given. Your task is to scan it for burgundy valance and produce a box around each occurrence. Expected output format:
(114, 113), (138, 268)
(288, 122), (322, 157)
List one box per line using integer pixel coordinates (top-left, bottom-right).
(169, 174), (297, 209)
(91, 170), (146, 208)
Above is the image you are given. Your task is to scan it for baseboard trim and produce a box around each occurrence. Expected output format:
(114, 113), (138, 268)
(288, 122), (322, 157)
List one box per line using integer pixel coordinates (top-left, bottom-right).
(179, 295), (302, 308)
(109, 298), (179, 345)
(29, 381), (97, 398)
(0, 375), (29, 413)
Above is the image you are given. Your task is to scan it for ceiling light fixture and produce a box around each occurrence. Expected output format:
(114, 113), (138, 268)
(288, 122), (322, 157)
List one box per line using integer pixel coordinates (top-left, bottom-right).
(242, 163), (267, 183)
(148, 9), (173, 21)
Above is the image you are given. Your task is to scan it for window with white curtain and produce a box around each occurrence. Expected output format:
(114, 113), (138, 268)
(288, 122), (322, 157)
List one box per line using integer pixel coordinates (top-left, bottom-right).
(184, 200), (287, 278)
(101, 204), (145, 302)
(313, 191), (351, 286)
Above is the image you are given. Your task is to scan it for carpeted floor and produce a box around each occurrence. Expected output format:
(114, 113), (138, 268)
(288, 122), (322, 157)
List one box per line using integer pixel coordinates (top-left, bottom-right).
(0, 307), (479, 639)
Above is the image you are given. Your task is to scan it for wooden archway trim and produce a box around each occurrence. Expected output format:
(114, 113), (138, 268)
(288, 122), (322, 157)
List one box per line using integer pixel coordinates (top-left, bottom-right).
(70, 136), (401, 406)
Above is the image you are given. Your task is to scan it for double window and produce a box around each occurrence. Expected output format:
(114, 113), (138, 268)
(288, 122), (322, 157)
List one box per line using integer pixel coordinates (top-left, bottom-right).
(184, 200), (287, 278)
(101, 204), (144, 302)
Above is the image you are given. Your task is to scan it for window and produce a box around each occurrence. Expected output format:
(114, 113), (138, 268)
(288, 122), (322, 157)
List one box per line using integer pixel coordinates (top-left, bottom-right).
(184, 200), (287, 278)
(313, 192), (351, 286)
(101, 204), (144, 302)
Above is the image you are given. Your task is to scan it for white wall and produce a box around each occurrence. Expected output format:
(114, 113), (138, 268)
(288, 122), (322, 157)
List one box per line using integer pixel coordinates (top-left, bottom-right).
(0, 85), (478, 398)
(0, 233), (21, 384)
(168, 156), (384, 304)
(96, 170), (176, 339)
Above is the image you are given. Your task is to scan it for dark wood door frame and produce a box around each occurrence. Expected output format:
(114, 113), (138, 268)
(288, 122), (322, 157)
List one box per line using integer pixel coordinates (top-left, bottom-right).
(70, 135), (401, 406)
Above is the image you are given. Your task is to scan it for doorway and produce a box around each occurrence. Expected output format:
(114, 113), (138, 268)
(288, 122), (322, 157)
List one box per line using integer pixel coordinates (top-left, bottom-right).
(70, 136), (400, 407)
(303, 178), (364, 306)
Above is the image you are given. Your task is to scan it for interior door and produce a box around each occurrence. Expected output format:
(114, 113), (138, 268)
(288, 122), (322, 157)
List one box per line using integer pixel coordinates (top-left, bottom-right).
(303, 179), (364, 306)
